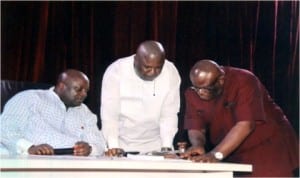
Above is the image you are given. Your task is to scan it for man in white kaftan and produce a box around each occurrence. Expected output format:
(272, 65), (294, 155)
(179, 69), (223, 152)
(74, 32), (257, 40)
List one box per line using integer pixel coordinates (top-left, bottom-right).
(101, 41), (181, 154)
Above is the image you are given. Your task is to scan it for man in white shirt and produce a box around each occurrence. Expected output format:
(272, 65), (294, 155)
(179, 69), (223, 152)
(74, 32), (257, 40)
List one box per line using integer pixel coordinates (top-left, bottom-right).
(1, 69), (107, 156)
(101, 40), (181, 155)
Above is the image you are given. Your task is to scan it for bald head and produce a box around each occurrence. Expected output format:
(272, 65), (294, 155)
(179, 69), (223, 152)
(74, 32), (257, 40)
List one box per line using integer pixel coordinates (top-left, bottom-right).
(57, 69), (89, 85)
(190, 60), (222, 81)
(55, 69), (90, 108)
(190, 59), (225, 100)
(136, 40), (165, 62)
(134, 40), (165, 81)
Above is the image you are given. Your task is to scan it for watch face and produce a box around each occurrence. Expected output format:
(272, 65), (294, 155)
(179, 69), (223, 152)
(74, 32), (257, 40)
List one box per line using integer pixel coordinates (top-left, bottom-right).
(214, 152), (223, 160)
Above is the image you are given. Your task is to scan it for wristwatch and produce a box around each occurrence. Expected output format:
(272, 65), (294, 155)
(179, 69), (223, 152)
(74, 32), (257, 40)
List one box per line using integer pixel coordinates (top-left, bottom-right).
(211, 151), (224, 160)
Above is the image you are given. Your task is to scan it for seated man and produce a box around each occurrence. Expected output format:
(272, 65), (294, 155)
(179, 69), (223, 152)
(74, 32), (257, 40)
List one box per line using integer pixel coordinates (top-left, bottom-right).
(1, 69), (107, 156)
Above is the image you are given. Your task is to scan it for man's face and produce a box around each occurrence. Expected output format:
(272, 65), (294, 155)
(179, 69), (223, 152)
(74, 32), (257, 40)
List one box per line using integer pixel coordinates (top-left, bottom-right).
(134, 54), (164, 81)
(191, 72), (224, 101)
(60, 78), (89, 107)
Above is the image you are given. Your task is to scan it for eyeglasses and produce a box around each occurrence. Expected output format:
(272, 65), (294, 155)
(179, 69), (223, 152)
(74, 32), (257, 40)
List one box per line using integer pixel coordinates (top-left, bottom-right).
(191, 76), (221, 93)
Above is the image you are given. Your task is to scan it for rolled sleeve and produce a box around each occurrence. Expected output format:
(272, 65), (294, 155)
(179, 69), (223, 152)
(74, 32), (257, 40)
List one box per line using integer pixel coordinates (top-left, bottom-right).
(183, 89), (206, 130)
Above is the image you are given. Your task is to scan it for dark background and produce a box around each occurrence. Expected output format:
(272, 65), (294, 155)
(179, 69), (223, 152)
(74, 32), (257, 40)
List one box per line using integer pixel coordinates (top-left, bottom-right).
(1, 1), (299, 141)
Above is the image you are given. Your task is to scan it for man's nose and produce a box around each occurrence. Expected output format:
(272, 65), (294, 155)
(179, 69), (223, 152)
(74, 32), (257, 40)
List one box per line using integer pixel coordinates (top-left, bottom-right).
(80, 90), (88, 98)
(148, 68), (160, 76)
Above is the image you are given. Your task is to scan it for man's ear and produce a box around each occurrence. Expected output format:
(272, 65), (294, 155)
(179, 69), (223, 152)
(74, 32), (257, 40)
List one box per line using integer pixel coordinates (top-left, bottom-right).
(218, 75), (225, 86)
(56, 82), (65, 91)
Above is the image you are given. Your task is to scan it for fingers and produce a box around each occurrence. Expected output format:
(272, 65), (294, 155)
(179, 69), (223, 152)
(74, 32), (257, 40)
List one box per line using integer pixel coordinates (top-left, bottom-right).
(28, 144), (54, 155)
(180, 150), (201, 159)
(190, 154), (218, 163)
(74, 142), (92, 156)
(180, 146), (206, 159)
(163, 153), (178, 159)
(105, 148), (124, 157)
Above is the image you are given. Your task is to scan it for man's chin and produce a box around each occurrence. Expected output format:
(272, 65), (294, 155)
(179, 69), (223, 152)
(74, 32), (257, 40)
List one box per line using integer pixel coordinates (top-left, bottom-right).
(70, 102), (82, 107)
(199, 96), (214, 101)
(199, 93), (220, 101)
(141, 76), (155, 81)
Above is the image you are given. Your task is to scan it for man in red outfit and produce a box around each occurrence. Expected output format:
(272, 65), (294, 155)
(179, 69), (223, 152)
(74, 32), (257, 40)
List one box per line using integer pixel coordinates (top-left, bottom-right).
(181, 59), (299, 177)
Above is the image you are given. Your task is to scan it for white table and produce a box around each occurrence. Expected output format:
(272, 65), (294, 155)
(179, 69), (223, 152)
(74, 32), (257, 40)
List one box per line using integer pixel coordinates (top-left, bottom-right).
(0, 155), (252, 178)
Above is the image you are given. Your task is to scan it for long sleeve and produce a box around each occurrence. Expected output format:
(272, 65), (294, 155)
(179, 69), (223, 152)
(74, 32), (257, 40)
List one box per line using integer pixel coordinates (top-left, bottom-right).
(159, 62), (181, 148)
(1, 92), (36, 154)
(100, 61), (121, 148)
(1, 89), (107, 156)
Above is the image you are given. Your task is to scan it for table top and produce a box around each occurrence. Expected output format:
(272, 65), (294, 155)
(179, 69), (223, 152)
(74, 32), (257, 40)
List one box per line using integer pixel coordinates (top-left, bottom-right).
(1, 155), (252, 173)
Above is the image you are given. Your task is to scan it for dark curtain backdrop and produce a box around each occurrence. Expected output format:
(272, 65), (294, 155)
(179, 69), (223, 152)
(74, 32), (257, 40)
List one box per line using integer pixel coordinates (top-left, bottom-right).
(1, 1), (299, 139)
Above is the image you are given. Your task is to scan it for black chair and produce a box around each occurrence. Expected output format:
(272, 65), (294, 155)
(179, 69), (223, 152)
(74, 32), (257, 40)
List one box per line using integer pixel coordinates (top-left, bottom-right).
(1, 80), (52, 113)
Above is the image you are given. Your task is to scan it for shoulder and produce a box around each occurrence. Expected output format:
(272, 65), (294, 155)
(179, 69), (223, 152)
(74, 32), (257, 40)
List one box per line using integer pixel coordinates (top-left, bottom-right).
(225, 67), (255, 77)
(3, 89), (50, 111)
(224, 67), (259, 83)
(103, 55), (134, 77)
(9, 89), (48, 101)
(223, 67), (262, 96)
(105, 55), (133, 71)
(162, 60), (181, 79)
(164, 60), (179, 71)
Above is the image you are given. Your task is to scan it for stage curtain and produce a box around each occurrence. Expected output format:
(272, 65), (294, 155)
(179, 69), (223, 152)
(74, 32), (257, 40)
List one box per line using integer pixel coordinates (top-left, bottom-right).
(1, 1), (298, 134)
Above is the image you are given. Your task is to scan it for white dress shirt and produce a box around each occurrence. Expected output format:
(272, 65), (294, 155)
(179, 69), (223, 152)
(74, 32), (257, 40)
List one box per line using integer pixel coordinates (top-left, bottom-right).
(101, 55), (181, 153)
(1, 87), (107, 156)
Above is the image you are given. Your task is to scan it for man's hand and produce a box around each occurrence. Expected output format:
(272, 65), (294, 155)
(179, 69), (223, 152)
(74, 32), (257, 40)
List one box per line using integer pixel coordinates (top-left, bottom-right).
(74, 141), (92, 156)
(105, 148), (124, 157)
(187, 152), (220, 163)
(179, 146), (205, 160)
(28, 144), (54, 155)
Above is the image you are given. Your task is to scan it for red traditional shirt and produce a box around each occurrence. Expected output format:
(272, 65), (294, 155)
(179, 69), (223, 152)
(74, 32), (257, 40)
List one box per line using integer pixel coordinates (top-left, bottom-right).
(184, 67), (299, 177)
